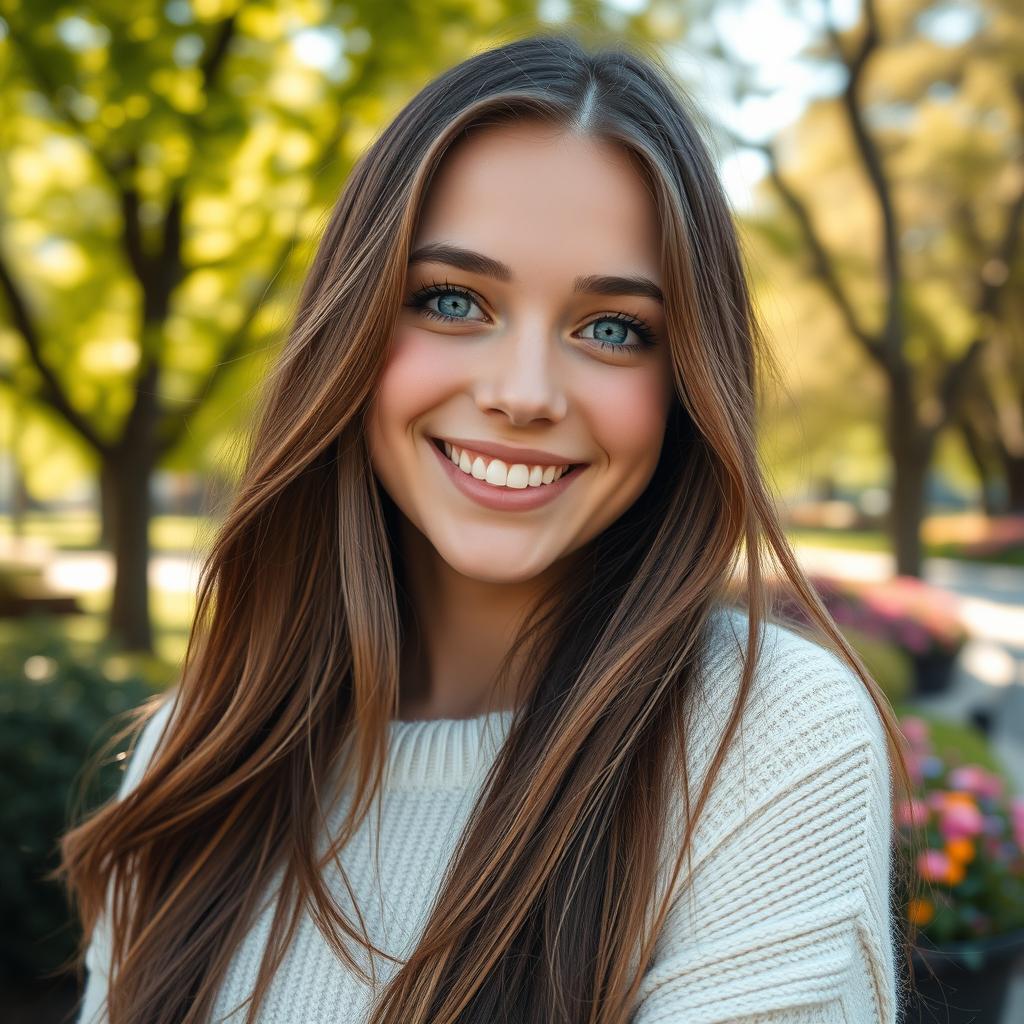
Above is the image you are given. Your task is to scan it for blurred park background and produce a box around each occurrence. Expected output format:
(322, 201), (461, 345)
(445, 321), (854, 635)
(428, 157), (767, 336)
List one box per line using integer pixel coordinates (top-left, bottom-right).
(1, 0), (1022, 1021)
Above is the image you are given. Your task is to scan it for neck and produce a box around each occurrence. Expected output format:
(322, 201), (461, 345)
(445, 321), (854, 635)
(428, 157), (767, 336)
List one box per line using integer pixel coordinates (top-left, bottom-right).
(396, 516), (572, 720)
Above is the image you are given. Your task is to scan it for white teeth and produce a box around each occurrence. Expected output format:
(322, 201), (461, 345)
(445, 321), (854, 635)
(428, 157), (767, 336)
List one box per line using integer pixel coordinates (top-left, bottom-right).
(484, 459), (508, 486)
(439, 441), (572, 489)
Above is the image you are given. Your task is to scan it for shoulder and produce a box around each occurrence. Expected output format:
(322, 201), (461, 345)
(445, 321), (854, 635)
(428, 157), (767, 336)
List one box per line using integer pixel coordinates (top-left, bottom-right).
(641, 605), (899, 1022)
(691, 603), (891, 810)
(117, 685), (182, 801)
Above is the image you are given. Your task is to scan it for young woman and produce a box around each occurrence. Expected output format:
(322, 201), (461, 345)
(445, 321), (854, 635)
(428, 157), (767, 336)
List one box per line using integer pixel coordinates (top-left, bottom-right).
(61, 29), (920, 1024)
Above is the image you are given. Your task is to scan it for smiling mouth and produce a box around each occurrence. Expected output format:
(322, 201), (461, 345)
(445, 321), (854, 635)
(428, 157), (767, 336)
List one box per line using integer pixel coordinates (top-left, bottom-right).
(429, 437), (585, 478)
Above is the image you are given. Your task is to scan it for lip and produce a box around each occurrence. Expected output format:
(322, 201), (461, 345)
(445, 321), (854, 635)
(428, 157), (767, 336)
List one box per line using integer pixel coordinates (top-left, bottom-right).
(427, 437), (587, 512)
(435, 436), (585, 468)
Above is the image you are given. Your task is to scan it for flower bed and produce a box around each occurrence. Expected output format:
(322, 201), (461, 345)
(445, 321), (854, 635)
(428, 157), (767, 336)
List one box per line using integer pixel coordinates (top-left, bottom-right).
(811, 575), (967, 659)
(924, 514), (1024, 565)
(897, 714), (1024, 943)
(765, 574), (968, 695)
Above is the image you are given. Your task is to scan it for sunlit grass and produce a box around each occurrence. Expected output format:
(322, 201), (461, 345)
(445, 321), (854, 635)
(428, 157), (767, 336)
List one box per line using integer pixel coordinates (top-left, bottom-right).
(4, 512), (1020, 563)
(1, 574), (195, 684)
(0, 512), (217, 553)
(789, 526), (1024, 564)
(2, 513), (203, 672)
(788, 528), (890, 552)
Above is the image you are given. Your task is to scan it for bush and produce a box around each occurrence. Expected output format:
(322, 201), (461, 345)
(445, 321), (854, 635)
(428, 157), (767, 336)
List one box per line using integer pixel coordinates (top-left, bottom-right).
(839, 625), (913, 706)
(0, 616), (164, 986)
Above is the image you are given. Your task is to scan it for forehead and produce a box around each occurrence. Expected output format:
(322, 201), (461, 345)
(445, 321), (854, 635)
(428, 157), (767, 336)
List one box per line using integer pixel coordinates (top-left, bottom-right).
(413, 121), (662, 280)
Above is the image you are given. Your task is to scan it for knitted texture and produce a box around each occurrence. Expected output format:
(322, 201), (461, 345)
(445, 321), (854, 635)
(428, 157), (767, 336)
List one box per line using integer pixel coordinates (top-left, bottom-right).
(77, 605), (899, 1023)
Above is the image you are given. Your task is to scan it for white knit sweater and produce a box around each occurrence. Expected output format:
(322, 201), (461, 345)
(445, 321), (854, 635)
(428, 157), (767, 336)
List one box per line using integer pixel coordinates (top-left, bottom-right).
(78, 605), (900, 1023)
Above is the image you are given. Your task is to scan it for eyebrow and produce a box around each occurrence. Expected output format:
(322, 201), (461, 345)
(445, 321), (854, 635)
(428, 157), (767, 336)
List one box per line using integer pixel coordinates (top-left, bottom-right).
(407, 242), (664, 304)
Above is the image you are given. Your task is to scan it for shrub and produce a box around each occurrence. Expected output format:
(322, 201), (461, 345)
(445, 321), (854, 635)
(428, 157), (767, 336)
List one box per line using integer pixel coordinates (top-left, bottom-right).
(839, 625), (913, 706)
(0, 615), (163, 986)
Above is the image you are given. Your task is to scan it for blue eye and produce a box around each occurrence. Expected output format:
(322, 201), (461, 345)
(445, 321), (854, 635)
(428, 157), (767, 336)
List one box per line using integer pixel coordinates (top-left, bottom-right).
(578, 315), (658, 354)
(406, 281), (485, 324)
(404, 280), (659, 356)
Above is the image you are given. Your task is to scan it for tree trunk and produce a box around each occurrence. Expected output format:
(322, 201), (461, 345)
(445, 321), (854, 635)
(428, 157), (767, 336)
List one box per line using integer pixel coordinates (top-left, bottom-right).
(1001, 451), (1024, 514)
(886, 374), (933, 577)
(956, 414), (1000, 516)
(102, 352), (164, 653)
(104, 446), (154, 653)
(98, 461), (118, 550)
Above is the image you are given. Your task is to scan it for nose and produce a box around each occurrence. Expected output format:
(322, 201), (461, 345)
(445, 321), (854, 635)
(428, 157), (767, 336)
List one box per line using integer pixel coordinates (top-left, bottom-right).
(473, 325), (568, 427)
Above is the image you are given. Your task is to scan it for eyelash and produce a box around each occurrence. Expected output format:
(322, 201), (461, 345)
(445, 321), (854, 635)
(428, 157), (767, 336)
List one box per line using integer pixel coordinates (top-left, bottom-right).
(404, 279), (659, 355)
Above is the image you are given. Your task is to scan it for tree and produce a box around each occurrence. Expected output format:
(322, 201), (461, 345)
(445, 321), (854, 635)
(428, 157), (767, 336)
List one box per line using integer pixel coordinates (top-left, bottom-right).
(711, 0), (1024, 573)
(951, 203), (1024, 514)
(0, 0), (548, 651)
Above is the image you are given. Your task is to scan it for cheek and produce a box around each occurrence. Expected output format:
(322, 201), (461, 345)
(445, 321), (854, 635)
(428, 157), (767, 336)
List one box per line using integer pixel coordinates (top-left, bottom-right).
(585, 368), (671, 468)
(371, 328), (457, 439)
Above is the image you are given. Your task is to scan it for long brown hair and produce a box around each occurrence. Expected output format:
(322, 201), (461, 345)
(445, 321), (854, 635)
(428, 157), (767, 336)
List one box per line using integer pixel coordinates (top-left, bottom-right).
(58, 27), (922, 1024)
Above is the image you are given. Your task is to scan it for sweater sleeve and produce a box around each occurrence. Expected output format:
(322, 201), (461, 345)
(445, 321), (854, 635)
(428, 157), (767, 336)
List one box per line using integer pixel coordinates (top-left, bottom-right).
(632, 631), (899, 1024)
(77, 689), (180, 1024)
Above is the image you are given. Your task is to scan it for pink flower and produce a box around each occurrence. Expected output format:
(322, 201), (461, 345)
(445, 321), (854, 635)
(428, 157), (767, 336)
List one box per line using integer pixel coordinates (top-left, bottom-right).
(949, 766), (1004, 800)
(939, 801), (985, 841)
(898, 799), (929, 828)
(918, 849), (951, 881)
(900, 717), (930, 748)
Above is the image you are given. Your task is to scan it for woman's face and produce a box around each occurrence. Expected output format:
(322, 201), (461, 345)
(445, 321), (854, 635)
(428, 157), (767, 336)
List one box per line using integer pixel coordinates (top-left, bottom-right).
(367, 120), (675, 584)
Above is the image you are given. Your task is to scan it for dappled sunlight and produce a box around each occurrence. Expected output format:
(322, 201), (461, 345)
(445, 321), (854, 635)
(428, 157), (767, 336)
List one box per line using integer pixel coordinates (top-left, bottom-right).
(958, 598), (1024, 653)
(961, 641), (1021, 689)
(42, 550), (201, 595)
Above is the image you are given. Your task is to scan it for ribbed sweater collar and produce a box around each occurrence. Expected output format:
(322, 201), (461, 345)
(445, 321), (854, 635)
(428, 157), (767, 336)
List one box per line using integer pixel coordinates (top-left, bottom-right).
(383, 708), (516, 790)
(380, 603), (747, 792)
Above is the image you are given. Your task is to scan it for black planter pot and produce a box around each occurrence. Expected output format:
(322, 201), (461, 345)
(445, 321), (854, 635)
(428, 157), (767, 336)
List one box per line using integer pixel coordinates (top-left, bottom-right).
(903, 927), (1024, 1023)
(912, 651), (958, 696)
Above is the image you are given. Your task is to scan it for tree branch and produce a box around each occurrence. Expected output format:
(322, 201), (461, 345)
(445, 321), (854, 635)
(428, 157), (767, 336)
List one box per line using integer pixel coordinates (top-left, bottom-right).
(937, 133), (1024, 428)
(936, 87), (1024, 430)
(155, 235), (299, 459)
(824, 0), (904, 368)
(198, 15), (237, 87)
(120, 16), (239, 443)
(0, 251), (107, 452)
(4, 23), (128, 189)
(745, 132), (886, 366)
(157, 118), (348, 457)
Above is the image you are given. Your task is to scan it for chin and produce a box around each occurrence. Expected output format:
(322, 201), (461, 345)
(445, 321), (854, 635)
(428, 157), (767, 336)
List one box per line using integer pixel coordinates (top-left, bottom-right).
(429, 535), (561, 585)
